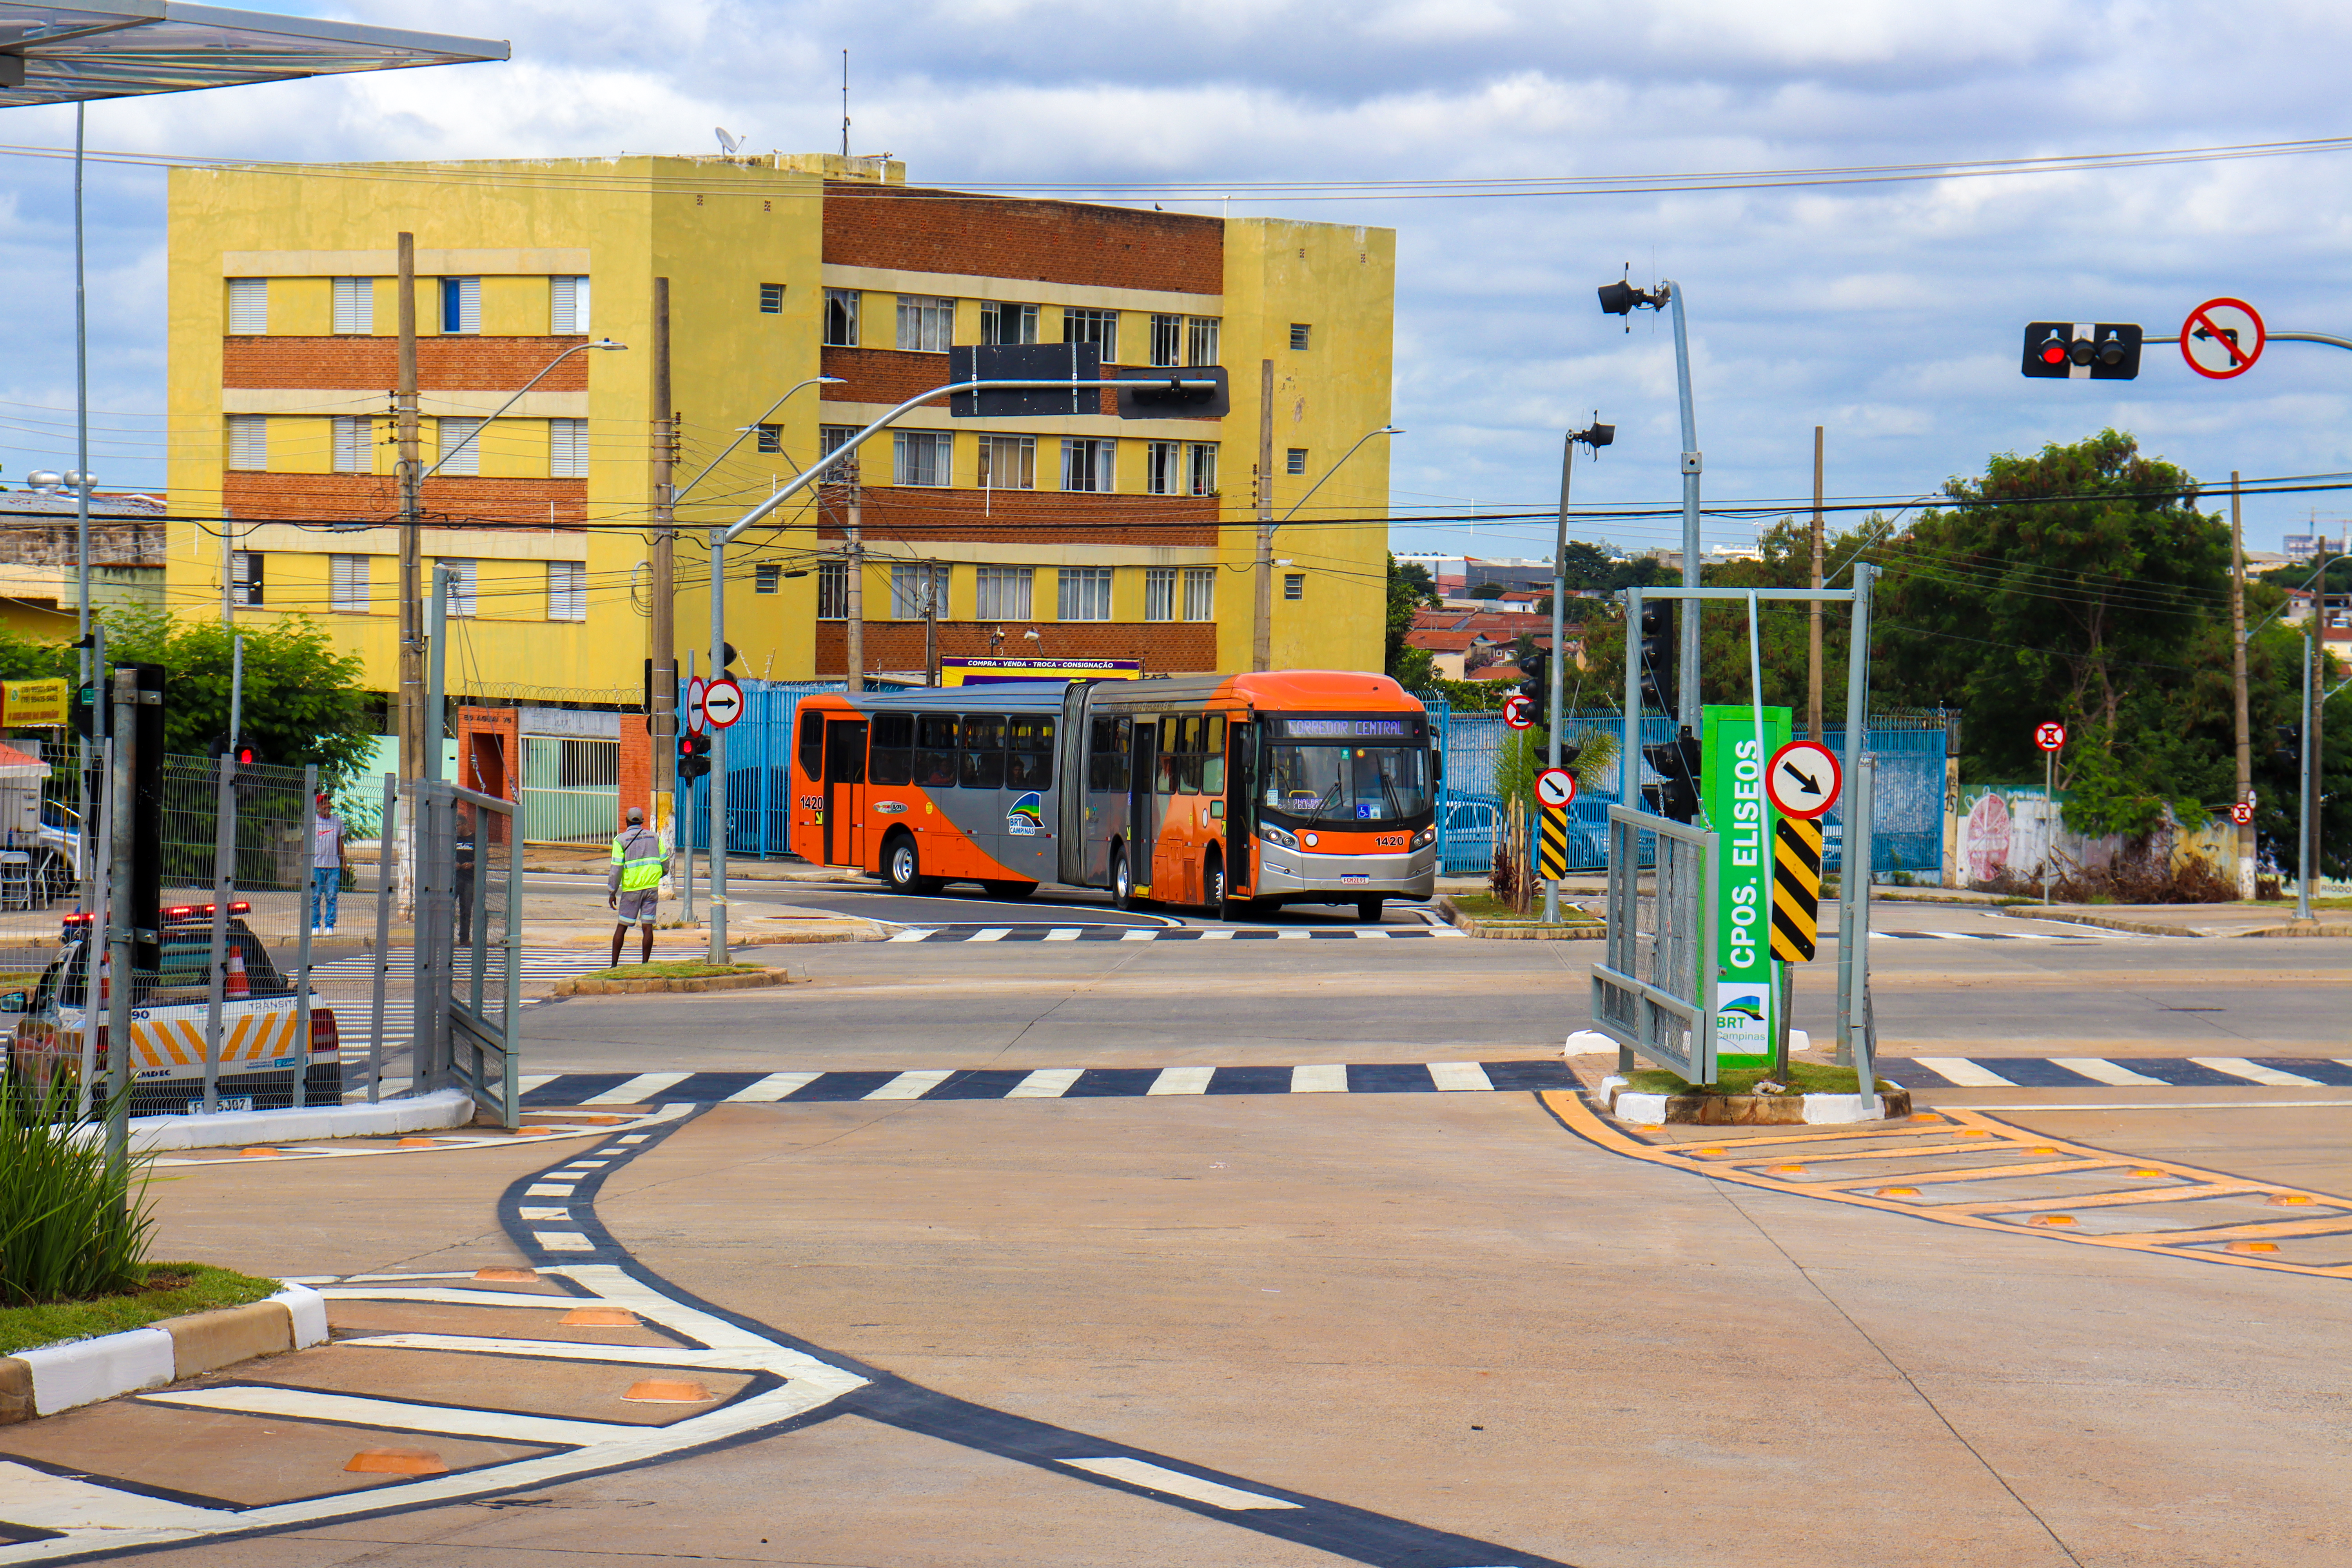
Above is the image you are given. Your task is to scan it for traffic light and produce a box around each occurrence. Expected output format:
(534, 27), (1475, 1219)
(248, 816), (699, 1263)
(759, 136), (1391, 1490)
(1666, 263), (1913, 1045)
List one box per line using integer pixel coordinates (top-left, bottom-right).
(1642, 731), (1702, 824)
(719, 641), (739, 672)
(677, 731), (712, 783)
(2275, 724), (2303, 769)
(1516, 649), (1552, 732)
(1113, 365), (1231, 419)
(1638, 599), (1677, 713)
(2021, 322), (2142, 380)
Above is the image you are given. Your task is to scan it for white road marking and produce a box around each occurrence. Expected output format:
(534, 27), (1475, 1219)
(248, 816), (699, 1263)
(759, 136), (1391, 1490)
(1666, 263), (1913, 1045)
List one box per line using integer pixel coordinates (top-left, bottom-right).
(1007, 1067), (1083, 1098)
(140, 1386), (650, 1446)
(1044, 928), (1083, 941)
(1148, 1066), (1214, 1096)
(1356, 929), (1391, 938)
(1911, 1057), (2018, 1087)
(1426, 1062), (1493, 1093)
(864, 1069), (955, 1100)
(341, 1333), (772, 1367)
(517, 1074), (558, 1095)
(1275, 929), (1311, 939)
(1290, 1063), (1349, 1094)
(581, 1073), (691, 1105)
(727, 1071), (820, 1102)
(519, 1206), (571, 1220)
(1120, 929), (1156, 941)
(886, 929), (936, 942)
(968, 928), (1012, 942)
(1195, 929), (1234, 940)
(2052, 1057), (2171, 1087)
(534, 1231), (597, 1251)
(1062, 1457), (1300, 1510)
(0, 1460), (230, 1530)
(525, 1184), (574, 1198)
(2191, 1057), (2325, 1087)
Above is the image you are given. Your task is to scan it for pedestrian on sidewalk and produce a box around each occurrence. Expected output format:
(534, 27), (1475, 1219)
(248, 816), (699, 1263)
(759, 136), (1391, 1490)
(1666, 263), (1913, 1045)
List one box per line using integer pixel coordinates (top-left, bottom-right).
(310, 791), (346, 936)
(608, 806), (662, 968)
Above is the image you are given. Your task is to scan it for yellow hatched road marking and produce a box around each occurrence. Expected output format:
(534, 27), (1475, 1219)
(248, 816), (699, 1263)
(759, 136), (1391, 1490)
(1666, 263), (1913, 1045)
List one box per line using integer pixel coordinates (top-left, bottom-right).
(1538, 1091), (2352, 1279)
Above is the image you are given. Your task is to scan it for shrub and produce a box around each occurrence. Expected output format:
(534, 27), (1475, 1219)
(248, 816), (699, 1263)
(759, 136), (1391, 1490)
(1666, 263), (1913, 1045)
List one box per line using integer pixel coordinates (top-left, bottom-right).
(0, 1080), (155, 1306)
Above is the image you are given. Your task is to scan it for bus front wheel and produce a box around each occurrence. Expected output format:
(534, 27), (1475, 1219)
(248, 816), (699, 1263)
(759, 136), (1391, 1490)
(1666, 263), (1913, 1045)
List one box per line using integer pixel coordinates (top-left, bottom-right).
(1356, 897), (1383, 925)
(883, 835), (936, 896)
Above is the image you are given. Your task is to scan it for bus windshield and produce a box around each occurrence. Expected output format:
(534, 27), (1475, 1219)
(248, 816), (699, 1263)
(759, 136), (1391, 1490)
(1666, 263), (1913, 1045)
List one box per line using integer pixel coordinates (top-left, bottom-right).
(1263, 742), (1430, 826)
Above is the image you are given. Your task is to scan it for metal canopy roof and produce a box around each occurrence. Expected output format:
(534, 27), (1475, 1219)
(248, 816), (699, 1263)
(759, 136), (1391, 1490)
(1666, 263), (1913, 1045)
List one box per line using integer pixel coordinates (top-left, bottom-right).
(0, 0), (507, 107)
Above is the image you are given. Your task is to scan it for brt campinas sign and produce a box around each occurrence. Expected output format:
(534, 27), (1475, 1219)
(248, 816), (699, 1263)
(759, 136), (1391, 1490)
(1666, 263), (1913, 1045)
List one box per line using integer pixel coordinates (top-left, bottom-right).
(1701, 703), (1790, 1069)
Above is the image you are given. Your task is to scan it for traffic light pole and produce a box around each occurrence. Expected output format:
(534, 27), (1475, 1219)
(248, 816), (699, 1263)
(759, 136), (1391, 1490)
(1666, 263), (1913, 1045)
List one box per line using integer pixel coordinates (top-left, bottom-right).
(2298, 617), (2315, 924)
(1546, 433), (1574, 925)
(1664, 281), (1702, 731)
(709, 527), (728, 964)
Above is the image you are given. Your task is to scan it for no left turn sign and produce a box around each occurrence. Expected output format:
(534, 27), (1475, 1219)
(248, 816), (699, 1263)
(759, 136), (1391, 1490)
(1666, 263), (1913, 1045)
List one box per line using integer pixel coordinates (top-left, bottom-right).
(2034, 721), (2066, 752)
(1764, 740), (1840, 820)
(2229, 799), (2254, 826)
(1536, 767), (1576, 809)
(2180, 297), (2265, 380)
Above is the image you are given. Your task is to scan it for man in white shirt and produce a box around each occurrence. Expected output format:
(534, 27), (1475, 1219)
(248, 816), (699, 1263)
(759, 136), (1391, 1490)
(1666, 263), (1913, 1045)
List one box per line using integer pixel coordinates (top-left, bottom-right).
(310, 792), (347, 936)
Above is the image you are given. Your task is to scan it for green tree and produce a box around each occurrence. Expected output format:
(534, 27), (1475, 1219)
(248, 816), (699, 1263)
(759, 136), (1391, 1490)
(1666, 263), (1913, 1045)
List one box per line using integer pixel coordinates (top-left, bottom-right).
(98, 608), (376, 788)
(1385, 554), (1439, 686)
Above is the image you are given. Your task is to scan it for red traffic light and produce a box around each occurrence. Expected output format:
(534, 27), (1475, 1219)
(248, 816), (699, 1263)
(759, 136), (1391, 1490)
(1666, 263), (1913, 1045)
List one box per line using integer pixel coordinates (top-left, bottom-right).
(235, 745), (257, 766)
(2040, 340), (2068, 365)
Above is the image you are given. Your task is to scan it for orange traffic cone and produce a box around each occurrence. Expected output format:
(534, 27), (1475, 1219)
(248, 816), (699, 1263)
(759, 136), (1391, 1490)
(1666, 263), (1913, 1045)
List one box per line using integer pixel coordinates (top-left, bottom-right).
(224, 947), (250, 999)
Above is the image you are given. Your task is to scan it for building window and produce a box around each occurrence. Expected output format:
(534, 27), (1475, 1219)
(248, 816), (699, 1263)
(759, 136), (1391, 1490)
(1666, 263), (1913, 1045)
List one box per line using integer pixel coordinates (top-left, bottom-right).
(551, 275), (590, 334)
(1183, 566), (1216, 621)
(1286, 447), (1308, 476)
(980, 301), (1036, 345)
(1058, 566), (1112, 622)
(889, 562), (950, 620)
(1149, 314), (1183, 368)
(332, 416), (370, 474)
(817, 560), (848, 619)
(755, 423), (783, 455)
(823, 288), (859, 347)
(227, 278), (267, 333)
(549, 417), (588, 479)
(546, 561), (586, 621)
(1062, 307), (1118, 365)
(977, 435), (1034, 490)
(437, 417), (483, 477)
(1061, 437), (1114, 493)
(759, 282), (785, 314)
(975, 564), (1032, 621)
(755, 563), (782, 594)
(1187, 442), (1218, 495)
(893, 430), (951, 487)
(226, 414), (267, 472)
(230, 551), (263, 608)
(332, 278), (372, 335)
(1284, 572), (1305, 601)
(437, 559), (478, 618)
(1144, 567), (1177, 622)
(895, 295), (954, 352)
(441, 277), (481, 334)
(1145, 440), (1179, 496)
(330, 553), (369, 613)
(1289, 323), (1311, 350)
(1188, 316), (1221, 366)
(818, 425), (858, 461)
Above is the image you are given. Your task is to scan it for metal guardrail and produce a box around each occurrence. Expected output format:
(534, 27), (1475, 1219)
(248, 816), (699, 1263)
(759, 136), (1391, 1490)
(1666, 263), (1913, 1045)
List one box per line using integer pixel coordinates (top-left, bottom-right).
(1591, 805), (1718, 1084)
(406, 779), (521, 1128)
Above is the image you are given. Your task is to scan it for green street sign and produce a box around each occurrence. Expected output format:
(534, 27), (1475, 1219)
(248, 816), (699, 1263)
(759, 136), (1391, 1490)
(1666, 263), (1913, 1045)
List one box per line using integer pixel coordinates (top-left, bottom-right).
(1702, 703), (1790, 1069)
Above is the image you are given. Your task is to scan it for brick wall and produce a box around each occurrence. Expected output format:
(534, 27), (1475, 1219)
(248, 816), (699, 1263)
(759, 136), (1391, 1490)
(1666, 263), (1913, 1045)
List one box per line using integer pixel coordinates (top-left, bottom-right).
(824, 185), (1222, 296)
(223, 473), (588, 526)
(813, 485), (1216, 549)
(455, 706), (518, 844)
(620, 715), (651, 832)
(815, 621), (1217, 677)
(223, 337), (591, 391)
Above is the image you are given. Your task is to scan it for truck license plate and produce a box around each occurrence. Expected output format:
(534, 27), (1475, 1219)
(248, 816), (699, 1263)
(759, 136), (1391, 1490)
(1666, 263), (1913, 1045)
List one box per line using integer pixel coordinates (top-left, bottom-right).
(186, 1096), (254, 1114)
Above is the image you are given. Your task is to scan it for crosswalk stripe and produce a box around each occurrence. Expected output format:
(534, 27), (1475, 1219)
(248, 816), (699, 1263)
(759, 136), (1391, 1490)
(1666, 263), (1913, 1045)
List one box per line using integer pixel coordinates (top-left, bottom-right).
(1426, 1061), (1493, 1093)
(516, 1074), (559, 1095)
(2051, 1057), (2170, 1087)
(1120, 929), (1156, 941)
(728, 1071), (821, 1101)
(865, 1069), (956, 1100)
(2190, 1057), (2324, 1087)
(969, 928), (1011, 942)
(1148, 1065), (1214, 1096)
(1910, 1057), (2017, 1087)
(1007, 1067), (1083, 1099)
(581, 1072), (690, 1105)
(1044, 928), (1083, 940)
(1290, 1063), (1349, 1094)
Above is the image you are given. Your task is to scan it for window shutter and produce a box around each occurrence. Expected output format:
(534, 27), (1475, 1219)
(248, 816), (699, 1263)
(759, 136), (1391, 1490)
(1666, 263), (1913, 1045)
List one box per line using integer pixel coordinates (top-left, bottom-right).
(551, 275), (590, 334)
(549, 418), (587, 479)
(227, 278), (267, 333)
(438, 417), (482, 476)
(332, 278), (373, 334)
(227, 415), (267, 471)
(439, 559), (477, 617)
(547, 561), (586, 621)
(331, 554), (370, 612)
(332, 416), (369, 474)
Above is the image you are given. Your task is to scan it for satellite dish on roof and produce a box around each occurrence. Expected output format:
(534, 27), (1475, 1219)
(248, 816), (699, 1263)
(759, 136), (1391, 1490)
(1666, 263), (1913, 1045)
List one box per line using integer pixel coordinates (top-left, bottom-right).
(714, 126), (743, 155)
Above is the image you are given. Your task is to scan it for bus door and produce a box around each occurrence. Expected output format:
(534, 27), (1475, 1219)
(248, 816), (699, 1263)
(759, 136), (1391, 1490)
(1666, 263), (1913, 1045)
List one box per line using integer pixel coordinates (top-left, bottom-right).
(1226, 720), (1256, 896)
(822, 719), (869, 868)
(1129, 719), (1158, 891)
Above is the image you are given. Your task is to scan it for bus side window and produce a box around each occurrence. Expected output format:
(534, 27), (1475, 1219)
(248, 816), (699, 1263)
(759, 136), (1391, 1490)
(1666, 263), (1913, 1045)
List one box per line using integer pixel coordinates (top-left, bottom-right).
(871, 711), (914, 787)
(1155, 717), (1177, 797)
(797, 708), (825, 780)
(1009, 715), (1053, 791)
(959, 714), (1007, 790)
(1087, 718), (1119, 791)
(1204, 715), (1227, 795)
(1176, 715), (1202, 796)
(916, 713), (957, 789)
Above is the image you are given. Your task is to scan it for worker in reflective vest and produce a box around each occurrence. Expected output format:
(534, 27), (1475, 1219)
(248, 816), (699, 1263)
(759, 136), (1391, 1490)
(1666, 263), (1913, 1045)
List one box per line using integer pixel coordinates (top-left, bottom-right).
(608, 806), (664, 968)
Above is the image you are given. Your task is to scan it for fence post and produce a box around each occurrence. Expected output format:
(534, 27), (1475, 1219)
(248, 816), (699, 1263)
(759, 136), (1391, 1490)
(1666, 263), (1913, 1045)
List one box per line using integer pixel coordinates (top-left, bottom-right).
(293, 764), (316, 1109)
(368, 771), (394, 1101)
(201, 750), (235, 1114)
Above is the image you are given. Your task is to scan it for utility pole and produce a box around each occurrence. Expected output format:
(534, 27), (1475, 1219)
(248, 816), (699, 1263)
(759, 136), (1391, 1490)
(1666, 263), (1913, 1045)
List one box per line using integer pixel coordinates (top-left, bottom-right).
(1544, 433), (1573, 926)
(1808, 425), (1825, 743)
(2231, 472), (2254, 898)
(2297, 613), (2316, 924)
(924, 561), (940, 686)
(649, 279), (679, 875)
(1252, 358), (1274, 672)
(393, 233), (422, 913)
(844, 461), (865, 695)
(709, 526), (728, 964)
(1665, 283), (1701, 730)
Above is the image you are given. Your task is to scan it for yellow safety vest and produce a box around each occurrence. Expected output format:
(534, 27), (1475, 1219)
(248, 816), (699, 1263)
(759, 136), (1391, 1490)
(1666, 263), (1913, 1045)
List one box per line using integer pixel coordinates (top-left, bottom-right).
(612, 827), (664, 892)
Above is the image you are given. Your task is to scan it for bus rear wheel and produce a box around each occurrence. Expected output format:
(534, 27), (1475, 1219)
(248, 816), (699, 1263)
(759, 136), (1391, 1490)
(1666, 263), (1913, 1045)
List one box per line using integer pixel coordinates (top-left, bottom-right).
(1356, 897), (1383, 925)
(1112, 848), (1138, 911)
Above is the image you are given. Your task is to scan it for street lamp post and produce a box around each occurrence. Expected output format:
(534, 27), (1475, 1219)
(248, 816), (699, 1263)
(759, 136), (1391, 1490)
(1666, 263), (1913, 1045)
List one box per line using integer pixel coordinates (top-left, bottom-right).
(1543, 418), (1614, 924)
(1599, 278), (1702, 728)
(1256, 425), (1403, 671)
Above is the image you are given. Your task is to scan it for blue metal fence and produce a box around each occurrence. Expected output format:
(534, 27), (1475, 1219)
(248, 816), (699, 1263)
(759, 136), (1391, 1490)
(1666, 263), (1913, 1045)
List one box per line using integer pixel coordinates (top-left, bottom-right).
(676, 680), (844, 857)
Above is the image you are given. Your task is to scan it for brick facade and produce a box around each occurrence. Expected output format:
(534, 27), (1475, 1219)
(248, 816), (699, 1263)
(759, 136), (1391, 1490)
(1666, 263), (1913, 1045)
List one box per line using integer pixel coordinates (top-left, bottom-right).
(824, 185), (1222, 296)
(619, 714), (651, 832)
(812, 485), (1216, 549)
(223, 337), (591, 391)
(222, 473), (588, 526)
(815, 620), (1218, 677)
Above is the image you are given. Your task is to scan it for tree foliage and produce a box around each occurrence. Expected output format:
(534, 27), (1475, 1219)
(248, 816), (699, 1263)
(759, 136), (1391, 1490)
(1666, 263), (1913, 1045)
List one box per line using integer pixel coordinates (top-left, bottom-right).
(96, 609), (377, 788)
(1384, 554), (1438, 687)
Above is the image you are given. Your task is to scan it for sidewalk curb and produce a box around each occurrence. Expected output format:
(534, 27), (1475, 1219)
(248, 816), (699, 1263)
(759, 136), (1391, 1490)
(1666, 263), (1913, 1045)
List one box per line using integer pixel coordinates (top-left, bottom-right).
(0, 1282), (327, 1425)
(1998, 908), (2209, 938)
(103, 1088), (476, 1152)
(553, 968), (794, 997)
(1432, 895), (1606, 940)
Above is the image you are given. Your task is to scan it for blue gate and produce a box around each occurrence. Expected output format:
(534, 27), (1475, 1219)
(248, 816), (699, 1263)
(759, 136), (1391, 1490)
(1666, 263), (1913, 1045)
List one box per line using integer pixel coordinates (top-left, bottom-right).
(677, 680), (844, 856)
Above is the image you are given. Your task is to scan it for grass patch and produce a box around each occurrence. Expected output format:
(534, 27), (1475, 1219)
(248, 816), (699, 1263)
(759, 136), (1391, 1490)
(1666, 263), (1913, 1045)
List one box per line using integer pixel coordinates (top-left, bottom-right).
(1623, 1062), (1898, 1096)
(1446, 893), (1601, 923)
(584, 962), (768, 981)
(0, 1261), (281, 1356)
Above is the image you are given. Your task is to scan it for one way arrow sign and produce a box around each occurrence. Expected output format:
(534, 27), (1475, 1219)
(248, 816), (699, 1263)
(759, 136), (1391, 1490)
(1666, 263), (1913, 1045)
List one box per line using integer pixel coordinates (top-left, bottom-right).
(1764, 740), (1841, 820)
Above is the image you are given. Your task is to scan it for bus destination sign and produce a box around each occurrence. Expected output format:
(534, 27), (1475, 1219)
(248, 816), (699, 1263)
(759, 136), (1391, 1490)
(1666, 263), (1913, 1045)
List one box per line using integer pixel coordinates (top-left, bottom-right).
(1283, 717), (1414, 739)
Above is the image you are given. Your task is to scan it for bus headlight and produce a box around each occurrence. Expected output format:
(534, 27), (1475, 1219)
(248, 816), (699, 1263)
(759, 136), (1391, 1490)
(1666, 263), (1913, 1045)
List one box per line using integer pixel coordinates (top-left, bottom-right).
(1260, 824), (1297, 851)
(1410, 826), (1436, 850)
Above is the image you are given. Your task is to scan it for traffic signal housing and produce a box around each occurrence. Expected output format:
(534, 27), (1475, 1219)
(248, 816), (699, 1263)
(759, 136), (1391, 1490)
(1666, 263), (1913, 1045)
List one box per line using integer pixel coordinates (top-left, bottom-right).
(1516, 649), (1552, 732)
(1114, 365), (1230, 419)
(1638, 599), (1677, 713)
(2275, 724), (2303, 769)
(2022, 322), (2142, 380)
(1642, 731), (1702, 824)
(677, 731), (712, 783)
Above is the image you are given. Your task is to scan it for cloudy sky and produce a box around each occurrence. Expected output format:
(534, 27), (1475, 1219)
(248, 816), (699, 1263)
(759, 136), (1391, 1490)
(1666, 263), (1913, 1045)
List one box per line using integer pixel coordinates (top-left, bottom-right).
(6, 0), (2352, 561)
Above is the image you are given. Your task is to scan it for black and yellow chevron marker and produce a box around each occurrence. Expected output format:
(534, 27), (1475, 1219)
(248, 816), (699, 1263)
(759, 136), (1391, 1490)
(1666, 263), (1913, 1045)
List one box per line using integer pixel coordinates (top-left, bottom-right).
(1771, 814), (1823, 962)
(1538, 805), (1569, 880)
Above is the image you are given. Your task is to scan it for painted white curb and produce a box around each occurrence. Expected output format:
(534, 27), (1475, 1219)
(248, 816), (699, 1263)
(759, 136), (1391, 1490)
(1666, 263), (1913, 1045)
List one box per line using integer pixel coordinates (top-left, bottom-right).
(1604, 1084), (1902, 1125)
(273, 1282), (328, 1348)
(122, 1088), (475, 1152)
(17, 1327), (174, 1417)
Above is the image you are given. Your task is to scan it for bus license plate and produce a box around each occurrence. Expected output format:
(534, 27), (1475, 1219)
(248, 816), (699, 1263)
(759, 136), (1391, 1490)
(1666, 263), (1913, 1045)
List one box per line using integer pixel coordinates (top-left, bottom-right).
(1340, 874), (1370, 885)
(187, 1096), (255, 1114)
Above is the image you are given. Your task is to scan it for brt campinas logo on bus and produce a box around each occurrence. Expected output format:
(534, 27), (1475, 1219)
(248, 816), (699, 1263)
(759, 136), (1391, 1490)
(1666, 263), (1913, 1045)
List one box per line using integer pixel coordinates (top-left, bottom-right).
(1007, 792), (1045, 837)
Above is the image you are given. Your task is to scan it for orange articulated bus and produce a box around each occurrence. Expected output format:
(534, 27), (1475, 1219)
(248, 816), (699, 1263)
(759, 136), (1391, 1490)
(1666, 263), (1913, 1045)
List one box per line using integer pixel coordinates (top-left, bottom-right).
(787, 670), (1439, 922)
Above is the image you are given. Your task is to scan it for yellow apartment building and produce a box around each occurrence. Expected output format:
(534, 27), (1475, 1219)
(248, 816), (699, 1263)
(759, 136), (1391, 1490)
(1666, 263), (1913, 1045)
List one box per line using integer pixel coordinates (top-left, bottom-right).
(163, 153), (1397, 713)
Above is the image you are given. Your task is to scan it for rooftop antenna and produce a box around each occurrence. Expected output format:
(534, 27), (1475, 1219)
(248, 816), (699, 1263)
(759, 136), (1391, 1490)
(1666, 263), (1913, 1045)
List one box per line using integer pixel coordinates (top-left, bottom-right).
(714, 127), (742, 156)
(841, 49), (850, 157)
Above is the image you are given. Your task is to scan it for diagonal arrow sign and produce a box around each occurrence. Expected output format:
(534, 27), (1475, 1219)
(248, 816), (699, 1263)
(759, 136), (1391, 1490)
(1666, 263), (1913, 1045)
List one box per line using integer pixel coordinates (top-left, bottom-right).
(1780, 759), (1822, 797)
